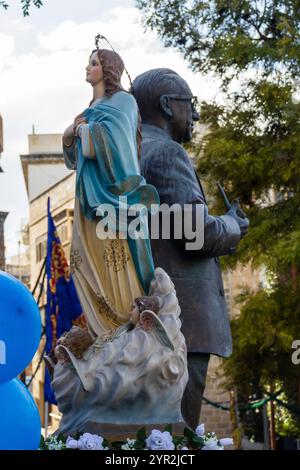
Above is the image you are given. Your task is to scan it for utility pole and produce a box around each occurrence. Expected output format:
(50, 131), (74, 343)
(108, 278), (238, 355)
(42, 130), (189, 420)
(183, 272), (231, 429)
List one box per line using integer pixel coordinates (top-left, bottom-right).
(0, 212), (8, 271)
(18, 239), (21, 281)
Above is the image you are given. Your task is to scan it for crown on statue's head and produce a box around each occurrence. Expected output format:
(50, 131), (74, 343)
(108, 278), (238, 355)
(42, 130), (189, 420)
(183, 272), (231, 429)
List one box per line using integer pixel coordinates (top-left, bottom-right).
(95, 33), (106, 50)
(93, 33), (133, 89)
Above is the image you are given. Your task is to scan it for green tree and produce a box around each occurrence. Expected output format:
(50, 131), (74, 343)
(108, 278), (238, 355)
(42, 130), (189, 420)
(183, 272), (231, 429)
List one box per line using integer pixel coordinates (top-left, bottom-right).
(0, 0), (43, 16)
(137, 0), (300, 439)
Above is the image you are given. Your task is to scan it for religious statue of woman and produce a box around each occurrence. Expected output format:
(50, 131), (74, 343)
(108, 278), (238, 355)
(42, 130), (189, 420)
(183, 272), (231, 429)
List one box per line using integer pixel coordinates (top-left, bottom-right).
(56, 43), (188, 433)
(62, 46), (159, 339)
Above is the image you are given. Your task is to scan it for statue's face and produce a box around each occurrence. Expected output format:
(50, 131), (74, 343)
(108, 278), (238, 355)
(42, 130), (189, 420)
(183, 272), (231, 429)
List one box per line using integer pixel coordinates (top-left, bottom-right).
(168, 80), (199, 144)
(86, 51), (104, 86)
(129, 304), (140, 325)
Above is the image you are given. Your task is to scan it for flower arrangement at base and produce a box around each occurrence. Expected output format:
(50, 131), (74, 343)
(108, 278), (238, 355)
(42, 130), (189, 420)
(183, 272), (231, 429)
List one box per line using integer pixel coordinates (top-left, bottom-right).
(39, 424), (233, 451)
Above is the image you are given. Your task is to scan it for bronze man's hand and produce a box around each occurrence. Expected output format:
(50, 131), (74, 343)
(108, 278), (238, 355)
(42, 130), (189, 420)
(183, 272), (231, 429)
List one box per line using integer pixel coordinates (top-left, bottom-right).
(226, 200), (249, 238)
(217, 183), (249, 238)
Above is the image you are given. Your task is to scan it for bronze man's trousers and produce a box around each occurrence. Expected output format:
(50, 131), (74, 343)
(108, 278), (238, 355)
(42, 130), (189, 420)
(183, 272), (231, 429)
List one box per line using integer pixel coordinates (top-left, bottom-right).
(181, 352), (210, 430)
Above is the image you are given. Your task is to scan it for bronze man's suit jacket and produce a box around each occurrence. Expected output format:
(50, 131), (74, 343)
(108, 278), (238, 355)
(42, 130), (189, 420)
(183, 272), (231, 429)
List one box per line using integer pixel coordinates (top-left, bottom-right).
(140, 124), (241, 357)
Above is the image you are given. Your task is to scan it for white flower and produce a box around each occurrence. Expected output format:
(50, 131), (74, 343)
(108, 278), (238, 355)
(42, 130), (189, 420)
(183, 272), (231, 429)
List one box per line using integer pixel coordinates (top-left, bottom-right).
(146, 429), (175, 450)
(202, 436), (225, 450)
(202, 435), (224, 450)
(202, 433), (224, 450)
(121, 444), (132, 450)
(77, 433), (107, 450)
(66, 436), (79, 449)
(121, 439), (136, 450)
(195, 424), (205, 436)
(180, 446), (189, 450)
(219, 438), (234, 447)
(204, 436), (218, 445)
(48, 441), (64, 450)
(46, 436), (65, 450)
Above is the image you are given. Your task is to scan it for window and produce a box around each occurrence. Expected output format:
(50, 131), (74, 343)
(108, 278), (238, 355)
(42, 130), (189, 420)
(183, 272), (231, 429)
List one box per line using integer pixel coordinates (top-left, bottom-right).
(36, 236), (47, 263)
(56, 221), (69, 243)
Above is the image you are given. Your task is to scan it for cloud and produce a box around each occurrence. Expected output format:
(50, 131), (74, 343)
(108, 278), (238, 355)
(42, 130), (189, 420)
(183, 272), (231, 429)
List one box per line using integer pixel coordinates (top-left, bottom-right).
(34, 6), (219, 98)
(37, 7), (160, 54)
(0, 33), (15, 71)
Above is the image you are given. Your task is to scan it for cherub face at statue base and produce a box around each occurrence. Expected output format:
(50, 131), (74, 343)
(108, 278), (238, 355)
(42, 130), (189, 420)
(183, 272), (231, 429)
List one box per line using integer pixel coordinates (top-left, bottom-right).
(139, 311), (155, 331)
(129, 296), (159, 327)
(128, 297), (175, 351)
(129, 303), (140, 326)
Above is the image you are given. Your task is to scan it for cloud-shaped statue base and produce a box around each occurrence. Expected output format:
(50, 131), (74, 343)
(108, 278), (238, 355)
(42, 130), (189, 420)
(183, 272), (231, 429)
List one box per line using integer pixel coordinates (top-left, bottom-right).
(52, 268), (188, 434)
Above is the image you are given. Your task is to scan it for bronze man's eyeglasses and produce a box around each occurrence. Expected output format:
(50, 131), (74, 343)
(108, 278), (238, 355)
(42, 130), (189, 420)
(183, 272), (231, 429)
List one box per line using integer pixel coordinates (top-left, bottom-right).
(161, 94), (199, 113)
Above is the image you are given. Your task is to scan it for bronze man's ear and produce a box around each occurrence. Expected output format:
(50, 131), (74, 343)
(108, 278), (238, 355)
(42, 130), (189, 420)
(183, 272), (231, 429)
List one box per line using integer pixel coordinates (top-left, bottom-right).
(159, 95), (173, 118)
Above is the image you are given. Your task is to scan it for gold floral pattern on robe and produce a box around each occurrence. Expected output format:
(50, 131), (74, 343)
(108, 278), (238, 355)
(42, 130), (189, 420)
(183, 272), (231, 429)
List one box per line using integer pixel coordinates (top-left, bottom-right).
(70, 249), (83, 274)
(103, 239), (129, 272)
(96, 293), (121, 327)
(68, 200), (145, 338)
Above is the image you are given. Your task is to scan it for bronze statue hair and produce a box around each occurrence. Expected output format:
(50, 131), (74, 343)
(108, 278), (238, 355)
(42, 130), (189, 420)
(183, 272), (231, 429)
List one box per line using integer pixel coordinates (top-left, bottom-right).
(131, 68), (188, 122)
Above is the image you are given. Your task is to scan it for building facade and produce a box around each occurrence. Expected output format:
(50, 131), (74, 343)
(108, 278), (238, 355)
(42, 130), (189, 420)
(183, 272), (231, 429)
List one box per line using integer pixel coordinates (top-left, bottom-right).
(21, 133), (74, 428)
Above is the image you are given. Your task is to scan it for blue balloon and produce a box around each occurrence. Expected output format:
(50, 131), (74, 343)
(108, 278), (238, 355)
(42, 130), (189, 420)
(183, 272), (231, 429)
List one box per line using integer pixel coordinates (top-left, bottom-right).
(0, 379), (41, 449)
(0, 271), (41, 385)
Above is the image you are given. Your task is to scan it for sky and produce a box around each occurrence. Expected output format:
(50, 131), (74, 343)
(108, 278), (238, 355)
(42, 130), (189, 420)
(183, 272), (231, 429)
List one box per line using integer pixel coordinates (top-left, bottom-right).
(0, 0), (220, 259)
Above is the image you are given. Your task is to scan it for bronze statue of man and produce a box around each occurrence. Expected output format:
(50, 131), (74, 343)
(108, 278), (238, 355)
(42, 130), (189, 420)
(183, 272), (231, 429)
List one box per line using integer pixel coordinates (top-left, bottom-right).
(132, 68), (249, 430)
